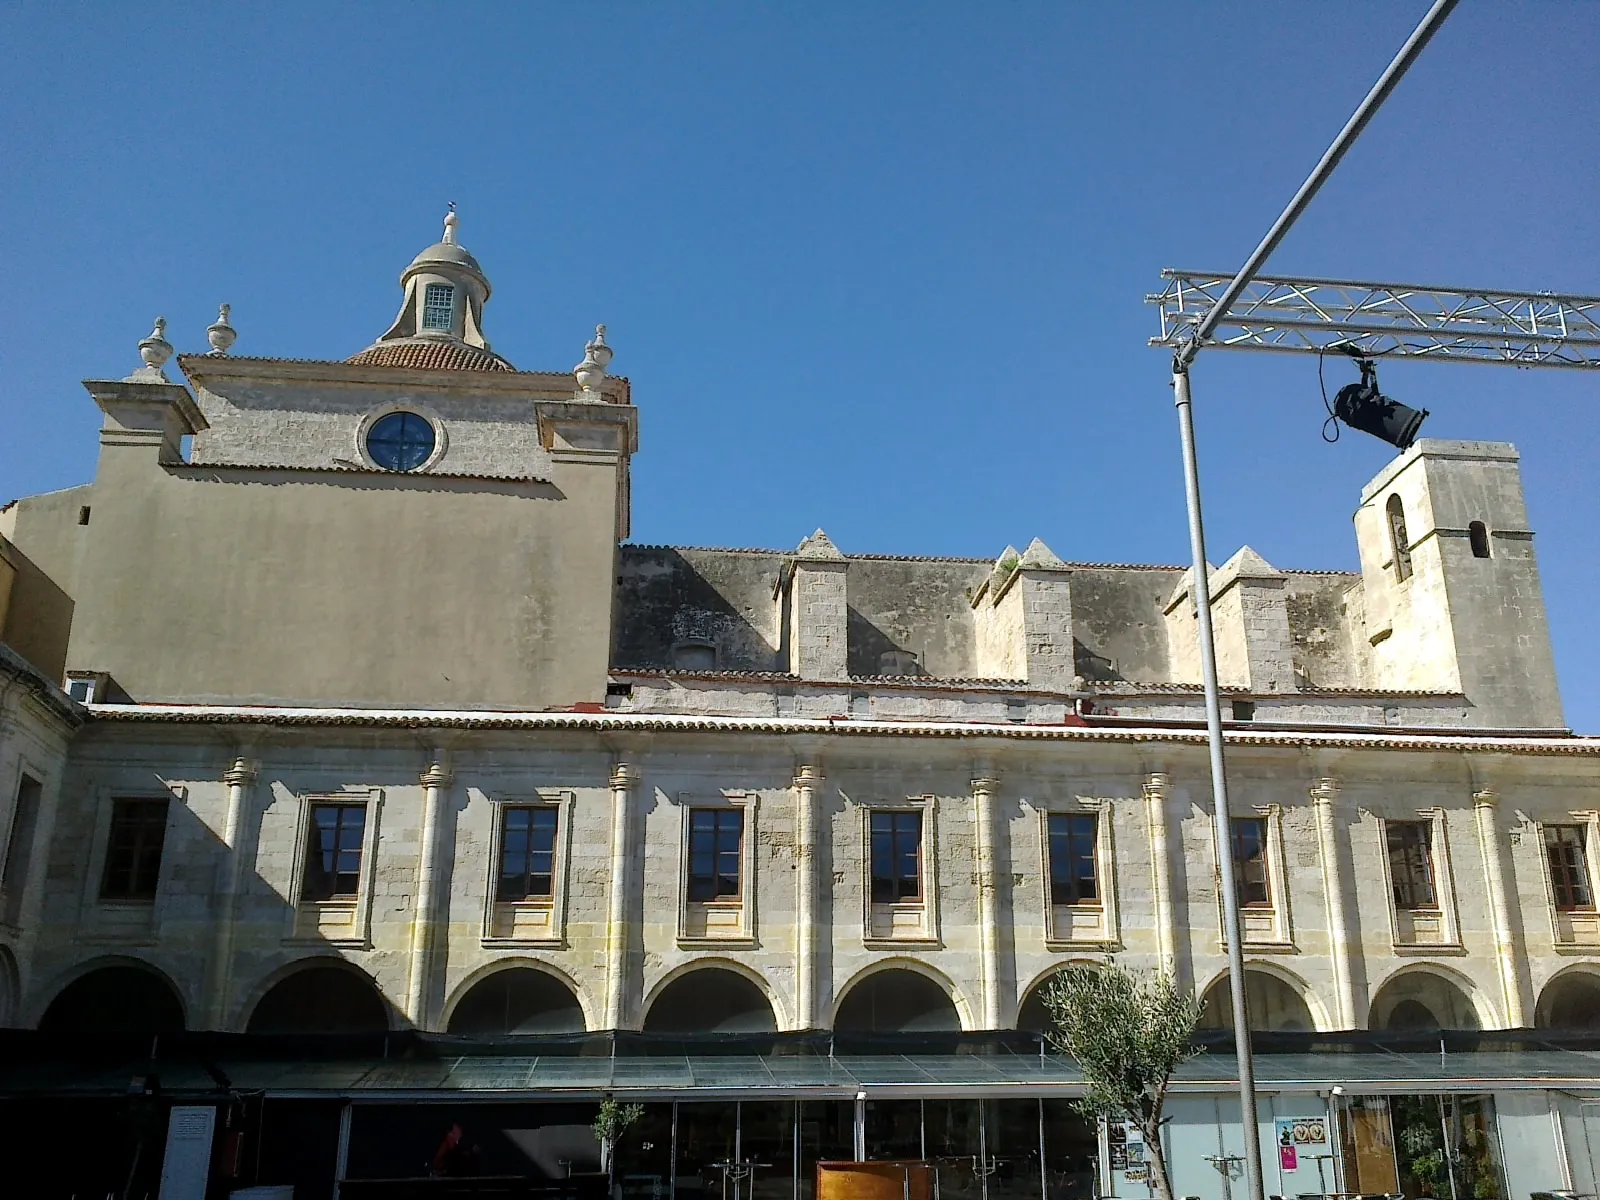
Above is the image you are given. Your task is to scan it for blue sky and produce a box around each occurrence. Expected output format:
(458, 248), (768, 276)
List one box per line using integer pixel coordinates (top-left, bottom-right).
(2, 4), (1597, 728)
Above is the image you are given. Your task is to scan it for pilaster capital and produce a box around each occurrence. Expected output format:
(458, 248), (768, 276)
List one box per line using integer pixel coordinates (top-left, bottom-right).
(1142, 771), (1171, 803)
(970, 775), (1000, 797)
(223, 757), (259, 788)
(1473, 787), (1499, 809)
(793, 764), (825, 791)
(1309, 777), (1340, 807)
(420, 761), (454, 789)
(609, 762), (637, 790)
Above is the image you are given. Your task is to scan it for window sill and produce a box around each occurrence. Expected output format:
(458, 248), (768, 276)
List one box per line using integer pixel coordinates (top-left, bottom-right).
(863, 935), (942, 950)
(74, 932), (159, 947)
(1217, 939), (1298, 955)
(677, 935), (758, 950)
(1551, 942), (1600, 955)
(1044, 937), (1121, 953)
(482, 935), (567, 949)
(1390, 942), (1466, 956)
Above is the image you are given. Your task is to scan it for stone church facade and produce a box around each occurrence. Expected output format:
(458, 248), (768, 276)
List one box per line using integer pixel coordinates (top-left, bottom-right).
(2, 212), (1598, 1193)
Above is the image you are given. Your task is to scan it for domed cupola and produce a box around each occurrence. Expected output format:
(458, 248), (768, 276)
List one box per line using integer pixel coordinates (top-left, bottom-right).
(347, 207), (516, 371)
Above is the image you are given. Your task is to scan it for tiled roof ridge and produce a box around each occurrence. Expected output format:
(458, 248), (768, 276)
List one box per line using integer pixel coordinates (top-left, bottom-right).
(346, 341), (518, 372)
(621, 544), (1361, 576)
(170, 462), (550, 485)
(84, 702), (1595, 754)
(176, 352), (632, 387)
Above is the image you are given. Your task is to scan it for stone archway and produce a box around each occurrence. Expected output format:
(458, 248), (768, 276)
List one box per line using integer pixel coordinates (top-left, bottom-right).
(834, 967), (961, 1033)
(246, 962), (389, 1034)
(1198, 968), (1318, 1032)
(39, 962), (185, 1033)
(447, 966), (587, 1035)
(1370, 969), (1482, 1031)
(642, 966), (777, 1034)
(1536, 971), (1600, 1030)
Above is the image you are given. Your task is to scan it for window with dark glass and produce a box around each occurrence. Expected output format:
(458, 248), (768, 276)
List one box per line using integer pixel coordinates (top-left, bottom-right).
(422, 282), (455, 330)
(1387, 494), (1413, 582)
(687, 809), (743, 902)
(1048, 813), (1099, 905)
(1469, 520), (1491, 559)
(1387, 820), (1437, 909)
(366, 411), (436, 472)
(496, 806), (559, 902)
(870, 811), (923, 904)
(1546, 824), (1593, 911)
(1231, 817), (1270, 907)
(301, 803), (368, 901)
(100, 798), (168, 901)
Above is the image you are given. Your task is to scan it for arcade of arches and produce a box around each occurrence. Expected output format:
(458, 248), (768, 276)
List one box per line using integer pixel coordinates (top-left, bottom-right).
(246, 963), (389, 1035)
(834, 969), (960, 1033)
(1199, 969), (1316, 1032)
(38, 963), (185, 1034)
(1369, 970), (1481, 1032)
(642, 967), (777, 1034)
(448, 967), (585, 1036)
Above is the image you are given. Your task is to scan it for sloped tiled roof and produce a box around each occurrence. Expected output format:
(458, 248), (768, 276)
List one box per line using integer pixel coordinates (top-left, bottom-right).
(345, 341), (516, 372)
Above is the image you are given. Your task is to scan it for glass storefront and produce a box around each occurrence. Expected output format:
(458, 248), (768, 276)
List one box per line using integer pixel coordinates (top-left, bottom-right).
(1338, 1094), (1508, 1200)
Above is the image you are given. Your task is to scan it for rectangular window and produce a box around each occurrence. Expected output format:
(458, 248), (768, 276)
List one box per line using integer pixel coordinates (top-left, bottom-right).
(422, 282), (455, 330)
(301, 802), (368, 901)
(1546, 824), (1594, 911)
(1232, 817), (1271, 907)
(1387, 820), (1437, 910)
(100, 798), (168, 901)
(2, 775), (43, 924)
(496, 806), (559, 902)
(1048, 813), (1099, 905)
(870, 811), (923, 904)
(687, 809), (743, 902)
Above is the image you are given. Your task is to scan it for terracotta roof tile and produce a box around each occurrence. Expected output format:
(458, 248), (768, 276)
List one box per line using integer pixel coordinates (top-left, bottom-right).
(345, 341), (516, 372)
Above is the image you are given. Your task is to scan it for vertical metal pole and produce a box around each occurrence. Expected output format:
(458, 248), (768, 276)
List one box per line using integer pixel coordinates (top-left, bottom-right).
(1036, 1098), (1048, 1200)
(332, 1102), (353, 1200)
(1173, 364), (1265, 1200)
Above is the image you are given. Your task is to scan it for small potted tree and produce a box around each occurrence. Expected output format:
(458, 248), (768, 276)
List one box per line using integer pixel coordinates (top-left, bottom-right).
(594, 1096), (646, 1198)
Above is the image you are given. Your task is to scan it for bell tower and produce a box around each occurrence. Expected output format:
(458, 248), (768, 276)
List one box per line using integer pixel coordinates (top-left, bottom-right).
(1354, 439), (1562, 729)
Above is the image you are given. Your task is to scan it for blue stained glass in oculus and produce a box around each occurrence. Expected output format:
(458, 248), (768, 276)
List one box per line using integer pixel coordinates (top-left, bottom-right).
(367, 412), (436, 471)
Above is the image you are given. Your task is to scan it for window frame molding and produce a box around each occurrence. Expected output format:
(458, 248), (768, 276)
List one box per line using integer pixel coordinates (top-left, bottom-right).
(1377, 808), (1464, 955)
(675, 790), (759, 948)
(860, 794), (940, 948)
(282, 788), (382, 949)
(354, 401), (449, 474)
(75, 784), (183, 946)
(1038, 797), (1120, 952)
(1538, 810), (1600, 952)
(0, 759), (49, 933)
(421, 281), (457, 332)
(1217, 804), (1295, 953)
(481, 788), (574, 948)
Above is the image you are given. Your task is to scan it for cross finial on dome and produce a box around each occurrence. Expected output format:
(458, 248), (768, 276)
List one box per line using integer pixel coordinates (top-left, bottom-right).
(442, 204), (459, 246)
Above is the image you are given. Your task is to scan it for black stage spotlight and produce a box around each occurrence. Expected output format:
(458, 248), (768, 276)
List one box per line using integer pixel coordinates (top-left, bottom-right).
(1333, 358), (1428, 449)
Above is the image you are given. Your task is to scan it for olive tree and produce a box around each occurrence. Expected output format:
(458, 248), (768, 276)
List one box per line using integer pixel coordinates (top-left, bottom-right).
(1043, 963), (1201, 1200)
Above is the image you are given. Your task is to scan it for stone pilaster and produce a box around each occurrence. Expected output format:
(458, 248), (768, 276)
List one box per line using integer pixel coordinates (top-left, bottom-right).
(406, 755), (453, 1029)
(1143, 772), (1177, 980)
(971, 771), (1002, 1029)
(1311, 777), (1357, 1030)
(605, 761), (638, 1030)
(785, 531), (849, 681)
(1474, 788), (1528, 1027)
(793, 763), (824, 1030)
(205, 754), (257, 1029)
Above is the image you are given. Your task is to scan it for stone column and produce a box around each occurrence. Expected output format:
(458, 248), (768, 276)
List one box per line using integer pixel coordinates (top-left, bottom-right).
(205, 755), (257, 1029)
(605, 762), (637, 1030)
(1474, 788), (1528, 1027)
(1143, 773), (1177, 979)
(1311, 777), (1357, 1030)
(406, 755), (452, 1029)
(972, 771), (1002, 1029)
(793, 764), (823, 1030)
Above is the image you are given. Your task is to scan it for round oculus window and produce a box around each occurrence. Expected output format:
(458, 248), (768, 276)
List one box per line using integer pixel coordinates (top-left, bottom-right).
(366, 411), (436, 472)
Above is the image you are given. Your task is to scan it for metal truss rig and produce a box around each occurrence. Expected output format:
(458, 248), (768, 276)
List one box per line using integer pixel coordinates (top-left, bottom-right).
(1149, 269), (1600, 369)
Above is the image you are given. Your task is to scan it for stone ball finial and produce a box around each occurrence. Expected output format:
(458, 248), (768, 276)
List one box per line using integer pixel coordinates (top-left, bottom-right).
(139, 317), (173, 371)
(442, 204), (460, 246)
(574, 323), (613, 393)
(206, 303), (236, 355)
